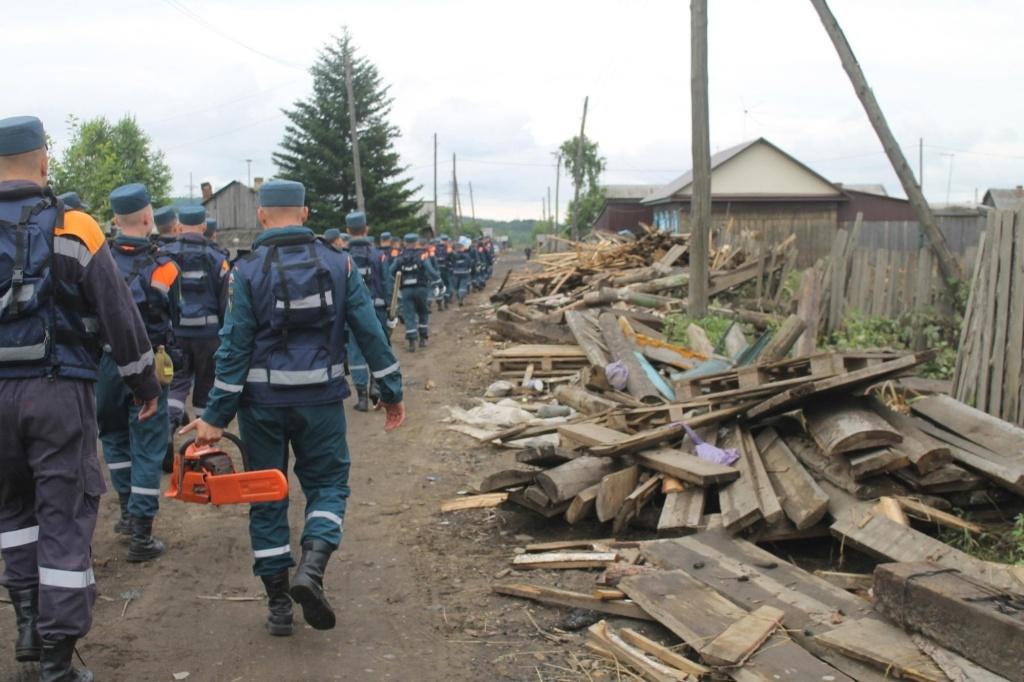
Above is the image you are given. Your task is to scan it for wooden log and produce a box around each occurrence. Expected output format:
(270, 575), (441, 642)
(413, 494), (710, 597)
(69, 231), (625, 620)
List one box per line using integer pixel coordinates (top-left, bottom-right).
(585, 621), (690, 682)
(493, 582), (653, 621)
(708, 305), (781, 330)
(565, 483), (599, 524)
(439, 493), (508, 512)
(804, 396), (903, 455)
(596, 466), (639, 522)
(872, 496), (909, 526)
(872, 557), (1024, 679)
(629, 271), (690, 295)
(516, 445), (577, 468)
(784, 432), (907, 500)
(755, 427), (829, 529)
(506, 487), (571, 518)
(847, 447), (908, 480)
(608, 264), (677, 287)
(637, 448), (739, 486)
(613, 475), (662, 535)
(815, 618), (949, 682)
(584, 287), (681, 309)
(552, 385), (617, 417)
(476, 469), (537, 493)
(599, 312), (663, 404)
(795, 266), (821, 356)
(487, 318), (575, 345)
(535, 456), (617, 503)
(911, 417), (1024, 495)
(565, 309), (610, 369)
(701, 605), (785, 666)
(657, 489), (705, 532)
(869, 399), (952, 474)
(757, 314), (806, 363)
(511, 551), (617, 570)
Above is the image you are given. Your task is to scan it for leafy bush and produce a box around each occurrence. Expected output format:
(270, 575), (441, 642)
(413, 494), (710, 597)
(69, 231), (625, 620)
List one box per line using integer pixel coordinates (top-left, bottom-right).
(664, 314), (737, 351)
(940, 513), (1024, 565)
(826, 311), (959, 380)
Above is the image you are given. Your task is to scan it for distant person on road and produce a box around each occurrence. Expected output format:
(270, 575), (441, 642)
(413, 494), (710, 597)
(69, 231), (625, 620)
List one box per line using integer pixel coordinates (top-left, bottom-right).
(449, 239), (474, 306)
(0, 115), (160, 682)
(345, 210), (393, 410)
(390, 232), (441, 352)
(181, 179), (405, 638)
(524, 246), (532, 260)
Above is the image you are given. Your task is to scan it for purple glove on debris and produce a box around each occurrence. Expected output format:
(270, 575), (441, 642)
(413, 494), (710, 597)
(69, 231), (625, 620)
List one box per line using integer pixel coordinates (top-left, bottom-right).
(683, 424), (739, 465)
(605, 361), (629, 391)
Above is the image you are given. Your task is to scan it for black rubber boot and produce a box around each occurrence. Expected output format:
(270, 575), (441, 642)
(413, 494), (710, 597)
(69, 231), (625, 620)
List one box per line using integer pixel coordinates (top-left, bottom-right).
(113, 493), (130, 537)
(354, 385), (369, 412)
(8, 587), (41, 662)
(260, 572), (294, 637)
(407, 337), (416, 353)
(368, 379), (381, 404)
(418, 336), (428, 349)
(127, 516), (165, 563)
(40, 636), (93, 682)
(289, 540), (336, 631)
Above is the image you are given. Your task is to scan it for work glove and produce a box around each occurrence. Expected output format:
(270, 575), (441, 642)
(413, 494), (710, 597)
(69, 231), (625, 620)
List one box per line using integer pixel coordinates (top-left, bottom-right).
(387, 318), (398, 329)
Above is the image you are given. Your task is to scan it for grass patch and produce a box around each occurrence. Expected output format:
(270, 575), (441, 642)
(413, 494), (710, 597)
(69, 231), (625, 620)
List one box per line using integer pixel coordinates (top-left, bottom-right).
(664, 314), (736, 350)
(940, 513), (1024, 565)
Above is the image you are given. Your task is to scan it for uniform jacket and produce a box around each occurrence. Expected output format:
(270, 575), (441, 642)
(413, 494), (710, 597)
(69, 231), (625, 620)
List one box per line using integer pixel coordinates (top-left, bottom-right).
(389, 247), (441, 288)
(159, 232), (229, 338)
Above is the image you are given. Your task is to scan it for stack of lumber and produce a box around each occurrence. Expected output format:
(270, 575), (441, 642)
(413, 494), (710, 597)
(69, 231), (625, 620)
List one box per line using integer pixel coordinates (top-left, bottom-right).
(494, 531), (1024, 681)
(953, 206), (1024, 426)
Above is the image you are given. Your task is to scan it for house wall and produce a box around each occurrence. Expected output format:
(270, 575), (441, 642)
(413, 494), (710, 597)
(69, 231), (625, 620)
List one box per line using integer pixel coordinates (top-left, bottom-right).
(594, 202), (654, 233)
(708, 142), (840, 196)
(205, 183), (261, 252)
(838, 192), (917, 222)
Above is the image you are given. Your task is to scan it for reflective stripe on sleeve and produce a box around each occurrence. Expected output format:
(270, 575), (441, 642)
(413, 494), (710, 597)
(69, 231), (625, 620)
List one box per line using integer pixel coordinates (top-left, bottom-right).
(253, 544), (291, 559)
(276, 291), (333, 310)
(0, 525), (39, 549)
(371, 362), (400, 379)
(39, 566), (95, 589)
(247, 364), (346, 386)
(181, 270), (207, 279)
(118, 349), (154, 377)
(213, 378), (244, 393)
(130, 486), (161, 496)
(306, 510), (343, 527)
(0, 342), (47, 362)
(168, 398), (186, 411)
(179, 315), (219, 327)
(53, 237), (93, 268)
(107, 461), (132, 470)
(348, 364), (368, 373)
(152, 281), (170, 293)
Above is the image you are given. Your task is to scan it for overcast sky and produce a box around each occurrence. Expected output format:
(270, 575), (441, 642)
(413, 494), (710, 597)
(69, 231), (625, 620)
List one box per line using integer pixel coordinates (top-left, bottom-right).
(6, 0), (1021, 220)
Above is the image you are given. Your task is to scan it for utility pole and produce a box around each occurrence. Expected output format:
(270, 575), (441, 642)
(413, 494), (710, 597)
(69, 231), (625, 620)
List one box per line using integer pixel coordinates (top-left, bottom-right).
(689, 0), (711, 317)
(188, 172), (195, 200)
(245, 159), (253, 187)
(344, 45), (365, 211)
(451, 153), (458, 233)
(469, 181), (476, 222)
(810, 0), (962, 286)
(432, 133), (438, 236)
(918, 138), (923, 191)
(553, 152), (562, 236)
(571, 96), (589, 241)
(942, 153), (955, 205)
(547, 186), (553, 233)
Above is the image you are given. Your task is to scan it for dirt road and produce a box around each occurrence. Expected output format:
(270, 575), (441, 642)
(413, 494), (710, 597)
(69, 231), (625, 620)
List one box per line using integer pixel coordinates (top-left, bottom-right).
(4, 254), (592, 682)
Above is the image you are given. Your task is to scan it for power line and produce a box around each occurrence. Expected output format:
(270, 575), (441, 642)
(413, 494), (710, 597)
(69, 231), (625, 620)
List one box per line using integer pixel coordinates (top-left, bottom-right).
(147, 79), (303, 127)
(159, 0), (307, 71)
(162, 113), (287, 151)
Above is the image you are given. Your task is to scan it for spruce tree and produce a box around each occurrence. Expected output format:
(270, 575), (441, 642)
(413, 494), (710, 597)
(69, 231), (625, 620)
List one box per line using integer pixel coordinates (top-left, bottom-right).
(274, 31), (426, 235)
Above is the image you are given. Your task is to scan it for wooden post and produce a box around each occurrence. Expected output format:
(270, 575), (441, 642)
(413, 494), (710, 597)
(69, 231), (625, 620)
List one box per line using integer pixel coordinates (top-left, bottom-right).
(343, 46), (365, 212)
(547, 186), (553, 233)
(689, 0), (711, 317)
(432, 133), (438, 235)
(452, 153), (461, 232)
(809, 0), (962, 289)
(571, 96), (589, 241)
(469, 181), (476, 223)
(554, 152), (562, 236)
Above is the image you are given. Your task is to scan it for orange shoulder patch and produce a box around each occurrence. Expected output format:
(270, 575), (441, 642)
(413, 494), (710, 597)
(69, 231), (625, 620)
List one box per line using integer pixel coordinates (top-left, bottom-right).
(152, 261), (179, 289)
(55, 210), (106, 254)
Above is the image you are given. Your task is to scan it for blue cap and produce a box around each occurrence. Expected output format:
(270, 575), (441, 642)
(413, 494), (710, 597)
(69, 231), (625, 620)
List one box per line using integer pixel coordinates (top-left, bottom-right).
(380, 231), (392, 240)
(341, 233), (351, 242)
(404, 233), (419, 244)
(178, 205), (206, 226)
(0, 116), (46, 156)
(345, 211), (367, 229)
(324, 228), (341, 242)
(259, 179), (305, 207)
(58, 192), (87, 211)
(205, 218), (218, 238)
(441, 234), (450, 241)
(153, 206), (176, 228)
(109, 183), (151, 215)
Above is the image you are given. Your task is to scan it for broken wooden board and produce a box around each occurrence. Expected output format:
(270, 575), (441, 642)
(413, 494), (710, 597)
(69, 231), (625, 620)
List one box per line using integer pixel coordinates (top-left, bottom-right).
(830, 511), (1023, 595)
(812, 571), (873, 592)
(639, 533), (903, 682)
(589, 403), (753, 457)
(895, 496), (985, 534)
(911, 415), (1024, 495)
(870, 399), (952, 474)
(747, 352), (929, 419)
(557, 422), (630, 449)
(717, 427), (764, 533)
(492, 582), (653, 621)
(613, 475), (662, 535)
(701, 606), (784, 666)
(873, 562), (1024, 681)
(506, 487), (571, 518)
(620, 570), (855, 681)
(565, 483), (600, 524)
(846, 447), (908, 480)
(619, 628), (711, 679)
(586, 621), (690, 682)
(596, 465), (639, 523)
(476, 469), (537, 493)
(804, 396), (903, 456)
(738, 426), (784, 525)
(755, 428), (829, 530)
(815, 618), (948, 682)
(912, 634), (1012, 682)
(658, 489), (706, 532)
(784, 432), (906, 500)
(912, 394), (1024, 460)
(511, 551), (617, 570)
(439, 493), (508, 512)
(637, 449), (739, 486)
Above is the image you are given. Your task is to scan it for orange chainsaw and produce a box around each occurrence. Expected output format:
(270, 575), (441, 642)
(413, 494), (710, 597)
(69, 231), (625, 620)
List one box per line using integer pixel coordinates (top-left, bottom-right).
(165, 432), (288, 505)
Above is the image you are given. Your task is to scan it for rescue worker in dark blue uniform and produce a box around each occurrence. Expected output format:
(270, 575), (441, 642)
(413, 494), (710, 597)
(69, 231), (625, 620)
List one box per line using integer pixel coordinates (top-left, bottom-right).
(449, 238), (475, 306)
(56, 191), (88, 212)
(180, 180), (406, 637)
(390, 233), (441, 352)
(379, 231), (393, 265)
(97, 183), (181, 563)
(0, 115), (160, 682)
(160, 205), (229, 436)
(345, 211), (392, 410)
(153, 206), (178, 246)
(436, 235), (453, 311)
(323, 228), (343, 249)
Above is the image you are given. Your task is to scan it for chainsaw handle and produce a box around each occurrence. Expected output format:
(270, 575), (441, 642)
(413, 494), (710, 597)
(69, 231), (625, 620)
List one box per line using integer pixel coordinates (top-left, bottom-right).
(178, 432), (250, 469)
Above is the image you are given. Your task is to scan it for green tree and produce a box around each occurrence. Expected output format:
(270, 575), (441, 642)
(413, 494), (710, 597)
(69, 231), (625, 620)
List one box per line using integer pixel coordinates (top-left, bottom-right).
(274, 30), (426, 235)
(559, 135), (606, 237)
(50, 115), (172, 223)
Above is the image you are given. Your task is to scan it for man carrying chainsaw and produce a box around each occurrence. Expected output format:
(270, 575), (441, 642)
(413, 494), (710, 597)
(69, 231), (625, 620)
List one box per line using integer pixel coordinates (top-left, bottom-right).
(97, 183), (180, 563)
(181, 179), (406, 637)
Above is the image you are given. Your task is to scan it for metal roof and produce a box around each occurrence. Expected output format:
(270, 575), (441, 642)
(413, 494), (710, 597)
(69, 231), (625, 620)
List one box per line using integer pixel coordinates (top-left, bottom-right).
(601, 184), (660, 200)
(842, 183), (888, 197)
(982, 188), (1024, 210)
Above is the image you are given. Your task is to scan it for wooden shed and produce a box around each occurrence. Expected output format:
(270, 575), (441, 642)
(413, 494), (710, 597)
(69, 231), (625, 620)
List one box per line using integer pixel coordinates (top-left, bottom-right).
(202, 180), (262, 250)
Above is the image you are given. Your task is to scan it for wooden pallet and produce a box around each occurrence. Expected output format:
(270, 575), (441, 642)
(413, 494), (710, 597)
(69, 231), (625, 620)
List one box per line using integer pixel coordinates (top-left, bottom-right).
(491, 344), (589, 377)
(673, 351), (906, 399)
